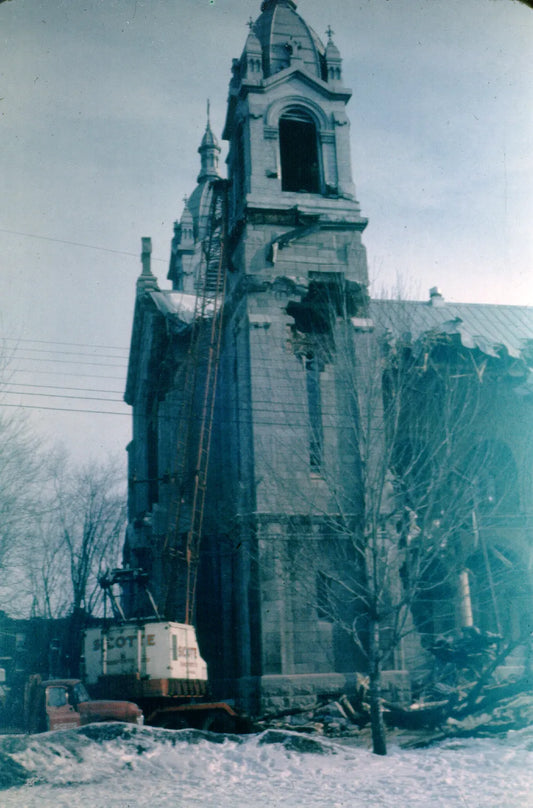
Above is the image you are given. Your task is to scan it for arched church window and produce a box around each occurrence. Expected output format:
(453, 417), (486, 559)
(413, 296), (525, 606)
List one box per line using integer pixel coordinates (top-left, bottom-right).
(279, 108), (321, 194)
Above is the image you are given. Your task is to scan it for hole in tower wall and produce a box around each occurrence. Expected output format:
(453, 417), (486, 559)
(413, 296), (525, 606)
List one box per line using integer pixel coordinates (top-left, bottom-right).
(279, 110), (321, 194)
(285, 277), (361, 335)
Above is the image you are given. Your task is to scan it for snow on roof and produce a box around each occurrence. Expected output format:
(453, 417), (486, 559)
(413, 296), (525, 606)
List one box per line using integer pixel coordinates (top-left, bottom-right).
(370, 299), (533, 363)
(150, 291), (215, 326)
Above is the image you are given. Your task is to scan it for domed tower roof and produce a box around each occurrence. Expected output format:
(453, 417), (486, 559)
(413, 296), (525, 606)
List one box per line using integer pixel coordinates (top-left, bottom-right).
(254, 0), (327, 81)
(187, 178), (214, 242)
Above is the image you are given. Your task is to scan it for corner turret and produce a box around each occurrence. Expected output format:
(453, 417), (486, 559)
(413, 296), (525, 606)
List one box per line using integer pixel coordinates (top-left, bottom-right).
(325, 27), (343, 85)
(168, 199), (195, 291)
(241, 18), (264, 83)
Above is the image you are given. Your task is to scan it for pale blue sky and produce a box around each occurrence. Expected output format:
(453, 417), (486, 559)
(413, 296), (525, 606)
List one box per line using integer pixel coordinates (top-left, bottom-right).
(1, 0), (532, 464)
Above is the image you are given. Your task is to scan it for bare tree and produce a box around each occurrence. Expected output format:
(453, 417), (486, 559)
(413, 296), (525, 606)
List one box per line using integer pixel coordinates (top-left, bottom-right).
(24, 508), (72, 619)
(0, 378), (47, 621)
(260, 289), (528, 754)
(0, 412), (41, 571)
(324, 315), (491, 753)
(46, 457), (126, 616)
(0, 341), (50, 618)
(16, 456), (125, 617)
(19, 457), (127, 674)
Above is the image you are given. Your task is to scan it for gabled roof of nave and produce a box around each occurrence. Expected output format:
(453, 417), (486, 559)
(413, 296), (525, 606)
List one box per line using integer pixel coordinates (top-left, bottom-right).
(370, 297), (533, 372)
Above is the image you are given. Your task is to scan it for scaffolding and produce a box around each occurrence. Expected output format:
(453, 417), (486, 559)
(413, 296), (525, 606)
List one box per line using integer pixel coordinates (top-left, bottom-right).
(162, 179), (228, 625)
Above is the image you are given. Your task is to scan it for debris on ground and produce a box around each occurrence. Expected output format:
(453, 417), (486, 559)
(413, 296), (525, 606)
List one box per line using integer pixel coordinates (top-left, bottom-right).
(254, 629), (532, 746)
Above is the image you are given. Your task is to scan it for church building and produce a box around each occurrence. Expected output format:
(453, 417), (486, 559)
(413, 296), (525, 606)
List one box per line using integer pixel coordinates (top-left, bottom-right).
(123, 0), (532, 715)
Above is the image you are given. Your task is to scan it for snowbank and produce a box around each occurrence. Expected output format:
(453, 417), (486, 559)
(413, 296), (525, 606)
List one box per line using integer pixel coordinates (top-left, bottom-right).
(0, 723), (531, 807)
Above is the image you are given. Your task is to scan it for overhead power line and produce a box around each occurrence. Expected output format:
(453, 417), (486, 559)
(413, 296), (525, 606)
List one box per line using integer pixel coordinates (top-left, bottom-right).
(1, 382), (124, 394)
(0, 336), (129, 352)
(1, 390), (123, 403)
(0, 402), (129, 416)
(9, 368), (126, 380)
(0, 227), (167, 263)
(13, 355), (127, 368)
(3, 346), (129, 361)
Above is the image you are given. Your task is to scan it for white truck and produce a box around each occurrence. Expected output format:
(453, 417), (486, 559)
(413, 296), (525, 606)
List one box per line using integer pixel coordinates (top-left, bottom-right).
(84, 621), (208, 690)
(83, 621), (240, 731)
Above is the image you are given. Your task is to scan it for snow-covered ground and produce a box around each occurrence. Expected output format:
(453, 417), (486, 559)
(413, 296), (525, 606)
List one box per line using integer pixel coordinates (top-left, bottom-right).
(1, 723), (531, 808)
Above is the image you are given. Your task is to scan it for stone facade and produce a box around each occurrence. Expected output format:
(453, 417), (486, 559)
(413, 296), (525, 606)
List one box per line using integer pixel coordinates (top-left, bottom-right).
(124, 1), (533, 715)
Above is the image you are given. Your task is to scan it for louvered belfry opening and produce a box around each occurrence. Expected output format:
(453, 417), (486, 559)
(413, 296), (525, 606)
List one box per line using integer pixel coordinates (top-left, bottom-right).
(279, 108), (321, 194)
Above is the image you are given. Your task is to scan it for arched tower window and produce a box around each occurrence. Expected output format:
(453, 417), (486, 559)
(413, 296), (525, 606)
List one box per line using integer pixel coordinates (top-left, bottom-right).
(279, 108), (321, 194)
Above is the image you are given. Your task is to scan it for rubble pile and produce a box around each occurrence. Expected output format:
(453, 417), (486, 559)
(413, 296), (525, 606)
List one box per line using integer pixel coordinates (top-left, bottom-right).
(255, 682), (533, 745)
(255, 629), (532, 745)
(254, 695), (363, 740)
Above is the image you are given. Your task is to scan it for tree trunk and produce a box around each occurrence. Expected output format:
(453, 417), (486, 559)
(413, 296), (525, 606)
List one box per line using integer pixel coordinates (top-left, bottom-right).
(369, 618), (387, 755)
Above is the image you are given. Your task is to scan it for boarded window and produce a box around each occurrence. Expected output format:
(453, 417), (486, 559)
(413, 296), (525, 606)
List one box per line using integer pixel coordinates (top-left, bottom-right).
(279, 109), (320, 193)
(306, 357), (323, 471)
(316, 571), (334, 621)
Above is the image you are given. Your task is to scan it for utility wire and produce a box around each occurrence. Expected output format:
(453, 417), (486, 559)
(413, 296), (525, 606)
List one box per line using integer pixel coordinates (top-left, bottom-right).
(0, 402), (128, 416)
(0, 227), (167, 263)
(1, 390), (123, 403)
(4, 346), (129, 360)
(9, 368), (125, 380)
(1, 382), (124, 394)
(0, 336), (128, 352)
(13, 356), (127, 368)
(0, 398), (326, 425)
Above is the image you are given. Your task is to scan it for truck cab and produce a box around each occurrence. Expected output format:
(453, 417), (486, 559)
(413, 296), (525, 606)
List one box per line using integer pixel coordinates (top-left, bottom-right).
(24, 676), (143, 732)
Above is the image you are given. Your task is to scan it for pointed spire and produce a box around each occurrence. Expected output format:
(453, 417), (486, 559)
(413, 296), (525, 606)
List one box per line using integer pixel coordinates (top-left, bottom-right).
(197, 100), (221, 183)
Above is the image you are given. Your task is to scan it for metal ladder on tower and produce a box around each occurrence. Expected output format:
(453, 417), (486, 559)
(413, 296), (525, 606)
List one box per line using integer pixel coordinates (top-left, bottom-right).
(163, 179), (228, 625)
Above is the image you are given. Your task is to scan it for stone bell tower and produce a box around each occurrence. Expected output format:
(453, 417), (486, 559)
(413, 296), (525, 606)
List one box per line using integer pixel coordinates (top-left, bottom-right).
(196, 0), (372, 713)
(224, 0), (368, 273)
